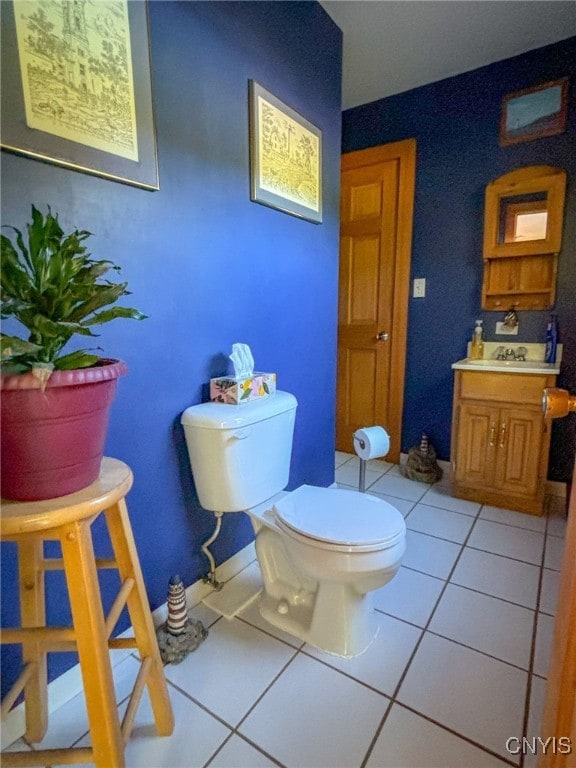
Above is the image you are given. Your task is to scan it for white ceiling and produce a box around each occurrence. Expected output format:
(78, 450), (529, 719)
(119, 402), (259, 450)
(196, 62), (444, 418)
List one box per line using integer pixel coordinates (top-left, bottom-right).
(320, 1), (576, 109)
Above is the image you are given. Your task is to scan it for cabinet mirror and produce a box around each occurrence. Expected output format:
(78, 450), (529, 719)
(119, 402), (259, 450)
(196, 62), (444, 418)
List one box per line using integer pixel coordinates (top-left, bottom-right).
(483, 165), (566, 258)
(499, 192), (548, 244)
(482, 165), (567, 311)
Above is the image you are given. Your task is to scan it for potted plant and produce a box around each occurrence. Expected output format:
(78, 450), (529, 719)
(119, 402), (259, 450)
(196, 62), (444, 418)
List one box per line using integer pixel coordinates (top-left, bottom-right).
(1, 205), (146, 501)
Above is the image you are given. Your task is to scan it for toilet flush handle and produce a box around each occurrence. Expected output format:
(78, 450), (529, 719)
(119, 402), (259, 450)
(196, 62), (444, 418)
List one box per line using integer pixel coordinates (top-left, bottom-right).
(228, 429), (251, 441)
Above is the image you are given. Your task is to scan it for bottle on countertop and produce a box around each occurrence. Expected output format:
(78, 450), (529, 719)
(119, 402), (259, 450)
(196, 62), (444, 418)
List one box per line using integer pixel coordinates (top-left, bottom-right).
(470, 319), (484, 360)
(545, 314), (558, 363)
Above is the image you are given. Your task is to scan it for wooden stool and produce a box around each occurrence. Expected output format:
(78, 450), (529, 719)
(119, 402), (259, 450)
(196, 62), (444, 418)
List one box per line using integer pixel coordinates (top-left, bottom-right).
(1, 458), (174, 767)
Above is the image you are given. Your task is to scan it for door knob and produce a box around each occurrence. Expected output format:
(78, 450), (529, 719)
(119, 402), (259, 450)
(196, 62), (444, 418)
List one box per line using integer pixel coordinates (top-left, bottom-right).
(376, 332), (389, 342)
(543, 388), (576, 418)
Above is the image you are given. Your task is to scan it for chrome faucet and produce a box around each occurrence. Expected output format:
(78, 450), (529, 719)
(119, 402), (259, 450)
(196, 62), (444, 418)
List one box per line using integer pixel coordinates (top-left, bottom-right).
(515, 346), (527, 361)
(497, 346), (528, 361)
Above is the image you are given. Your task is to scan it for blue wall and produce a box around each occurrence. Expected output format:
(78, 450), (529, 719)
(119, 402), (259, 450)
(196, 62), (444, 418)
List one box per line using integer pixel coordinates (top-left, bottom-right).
(1, 1), (342, 694)
(343, 37), (576, 481)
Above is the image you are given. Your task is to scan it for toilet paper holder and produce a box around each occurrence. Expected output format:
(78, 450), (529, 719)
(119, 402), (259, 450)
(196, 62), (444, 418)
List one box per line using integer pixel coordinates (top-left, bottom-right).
(358, 457), (368, 492)
(353, 426), (390, 492)
(354, 435), (369, 492)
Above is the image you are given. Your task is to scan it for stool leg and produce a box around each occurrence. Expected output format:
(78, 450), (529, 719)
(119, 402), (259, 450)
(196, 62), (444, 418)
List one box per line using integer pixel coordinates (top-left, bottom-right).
(17, 538), (47, 742)
(105, 500), (174, 736)
(60, 519), (125, 768)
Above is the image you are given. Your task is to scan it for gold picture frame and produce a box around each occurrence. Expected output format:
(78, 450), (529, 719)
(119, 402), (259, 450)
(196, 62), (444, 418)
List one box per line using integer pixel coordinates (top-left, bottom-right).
(249, 80), (322, 224)
(1, 0), (158, 190)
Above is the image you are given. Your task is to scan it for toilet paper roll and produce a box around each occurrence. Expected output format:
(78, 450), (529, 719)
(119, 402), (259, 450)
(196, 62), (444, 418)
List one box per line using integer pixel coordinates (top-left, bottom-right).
(353, 426), (390, 460)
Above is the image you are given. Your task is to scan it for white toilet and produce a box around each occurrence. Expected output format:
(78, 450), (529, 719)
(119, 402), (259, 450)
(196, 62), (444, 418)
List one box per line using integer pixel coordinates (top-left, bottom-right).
(181, 391), (406, 657)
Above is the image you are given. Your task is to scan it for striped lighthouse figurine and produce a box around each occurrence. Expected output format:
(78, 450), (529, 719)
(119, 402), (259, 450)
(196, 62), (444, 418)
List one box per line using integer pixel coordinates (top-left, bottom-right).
(167, 575), (188, 635)
(156, 574), (208, 664)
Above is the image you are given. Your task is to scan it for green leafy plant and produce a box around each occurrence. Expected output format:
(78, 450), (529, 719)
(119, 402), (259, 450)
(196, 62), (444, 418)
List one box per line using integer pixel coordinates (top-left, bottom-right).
(1, 205), (146, 374)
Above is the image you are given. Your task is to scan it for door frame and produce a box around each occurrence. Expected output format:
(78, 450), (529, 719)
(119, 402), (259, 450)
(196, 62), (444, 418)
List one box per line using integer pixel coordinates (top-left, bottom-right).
(339, 139), (416, 463)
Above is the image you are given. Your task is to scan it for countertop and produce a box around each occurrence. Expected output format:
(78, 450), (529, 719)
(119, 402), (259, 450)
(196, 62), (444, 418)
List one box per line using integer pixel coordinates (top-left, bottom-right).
(452, 342), (562, 375)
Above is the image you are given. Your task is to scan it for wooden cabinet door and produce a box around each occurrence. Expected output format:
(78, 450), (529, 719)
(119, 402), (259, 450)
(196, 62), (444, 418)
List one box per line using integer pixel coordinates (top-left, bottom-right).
(494, 406), (543, 497)
(455, 402), (497, 487)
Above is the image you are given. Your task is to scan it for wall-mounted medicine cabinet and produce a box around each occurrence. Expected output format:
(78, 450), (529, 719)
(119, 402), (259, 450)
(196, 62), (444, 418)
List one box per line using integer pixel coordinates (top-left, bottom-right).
(482, 165), (567, 310)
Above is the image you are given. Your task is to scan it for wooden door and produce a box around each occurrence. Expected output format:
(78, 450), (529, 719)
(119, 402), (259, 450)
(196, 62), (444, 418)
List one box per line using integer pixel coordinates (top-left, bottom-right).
(336, 140), (416, 461)
(540, 466), (576, 766)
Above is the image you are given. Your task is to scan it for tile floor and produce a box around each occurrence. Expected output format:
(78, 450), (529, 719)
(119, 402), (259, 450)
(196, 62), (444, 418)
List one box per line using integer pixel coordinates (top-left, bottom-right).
(6, 453), (567, 768)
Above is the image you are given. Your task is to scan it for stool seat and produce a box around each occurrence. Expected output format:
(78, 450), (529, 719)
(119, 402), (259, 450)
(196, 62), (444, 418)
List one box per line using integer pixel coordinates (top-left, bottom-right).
(1, 457), (133, 537)
(1, 458), (174, 767)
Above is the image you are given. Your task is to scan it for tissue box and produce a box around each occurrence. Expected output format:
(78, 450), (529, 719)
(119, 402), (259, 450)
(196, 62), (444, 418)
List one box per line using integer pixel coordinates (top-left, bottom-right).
(210, 373), (276, 404)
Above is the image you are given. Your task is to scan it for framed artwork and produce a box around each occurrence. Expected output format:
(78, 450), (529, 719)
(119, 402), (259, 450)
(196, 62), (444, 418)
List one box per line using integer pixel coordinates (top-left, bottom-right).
(500, 78), (569, 147)
(249, 80), (322, 224)
(1, 0), (158, 190)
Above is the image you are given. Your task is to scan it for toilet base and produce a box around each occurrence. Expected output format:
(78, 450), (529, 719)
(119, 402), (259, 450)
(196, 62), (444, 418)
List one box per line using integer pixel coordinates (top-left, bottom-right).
(258, 581), (379, 658)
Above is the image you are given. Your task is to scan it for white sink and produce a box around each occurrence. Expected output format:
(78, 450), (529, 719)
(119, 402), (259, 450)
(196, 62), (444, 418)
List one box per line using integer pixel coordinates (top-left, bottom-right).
(467, 359), (544, 369)
(452, 357), (560, 374)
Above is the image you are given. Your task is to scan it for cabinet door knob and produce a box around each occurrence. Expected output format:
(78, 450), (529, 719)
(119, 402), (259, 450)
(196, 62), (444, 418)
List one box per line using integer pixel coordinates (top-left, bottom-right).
(499, 422), (507, 449)
(376, 332), (389, 342)
(489, 423), (496, 447)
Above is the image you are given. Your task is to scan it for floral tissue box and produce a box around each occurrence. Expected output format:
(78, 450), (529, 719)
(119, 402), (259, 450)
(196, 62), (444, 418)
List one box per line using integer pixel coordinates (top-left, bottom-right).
(210, 373), (276, 404)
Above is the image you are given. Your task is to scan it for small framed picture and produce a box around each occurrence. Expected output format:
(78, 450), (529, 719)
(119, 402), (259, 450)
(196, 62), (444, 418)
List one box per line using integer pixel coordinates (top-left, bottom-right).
(500, 78), (569, 147)
(249, 80), (322, 224)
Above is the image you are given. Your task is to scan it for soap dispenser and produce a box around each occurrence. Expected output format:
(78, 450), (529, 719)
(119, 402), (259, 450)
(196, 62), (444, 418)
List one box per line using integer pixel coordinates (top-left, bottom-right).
(470, 320), (484, 360)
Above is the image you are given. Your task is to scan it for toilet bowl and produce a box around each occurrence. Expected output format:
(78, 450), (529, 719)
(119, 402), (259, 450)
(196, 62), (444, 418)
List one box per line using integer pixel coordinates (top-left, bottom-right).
(249, 484), (405, 657)
(181, 391), (406, 658)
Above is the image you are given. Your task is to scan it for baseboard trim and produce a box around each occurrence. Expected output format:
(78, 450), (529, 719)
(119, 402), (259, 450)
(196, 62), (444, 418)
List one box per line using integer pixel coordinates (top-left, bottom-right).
(546, 480), (567, 499)
(1, 542), (256, 751)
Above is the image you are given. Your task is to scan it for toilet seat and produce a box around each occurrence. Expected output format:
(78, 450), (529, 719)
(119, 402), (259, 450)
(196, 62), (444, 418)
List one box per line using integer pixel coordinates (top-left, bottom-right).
(273, 485), (405, 553)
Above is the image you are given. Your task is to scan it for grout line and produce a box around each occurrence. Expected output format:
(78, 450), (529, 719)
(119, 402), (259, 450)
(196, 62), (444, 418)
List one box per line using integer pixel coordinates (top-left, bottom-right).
(373, 606), (430, 632)
(391, 702), (518, 768)
(423, 629), (533, 675)
(232, 647), (301, 732)
(474, 515), (548, 536)
(163, 677), (236, 731)
(407, 501), (481, 519)
(236, 613), (305, 653)
(404, 526), (472, 546)
(465, 543), (543, 569)
(398, 562), (455, 581)
(201, 732), (236, 768)
(445, 579), (539, 613)
(358, 698), (395, 768)
(297, 645), (394, 702)
(202, 731), (286, 768)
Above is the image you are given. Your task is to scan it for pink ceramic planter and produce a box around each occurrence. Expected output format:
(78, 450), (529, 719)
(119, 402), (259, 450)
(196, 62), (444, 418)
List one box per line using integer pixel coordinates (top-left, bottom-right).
(1, 359), (127, 501)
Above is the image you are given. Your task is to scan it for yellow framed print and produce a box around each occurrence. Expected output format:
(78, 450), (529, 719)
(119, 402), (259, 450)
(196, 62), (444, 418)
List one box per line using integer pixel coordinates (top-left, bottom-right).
(249, 80), (322, 224)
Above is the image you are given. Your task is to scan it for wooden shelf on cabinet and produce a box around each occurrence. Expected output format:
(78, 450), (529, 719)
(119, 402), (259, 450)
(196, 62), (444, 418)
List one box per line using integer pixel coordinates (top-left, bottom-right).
(482, 252), (558, 311)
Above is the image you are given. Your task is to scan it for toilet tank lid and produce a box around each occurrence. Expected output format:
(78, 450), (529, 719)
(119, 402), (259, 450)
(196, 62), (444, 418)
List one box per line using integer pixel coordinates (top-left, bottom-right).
(181, 390), (297, 429)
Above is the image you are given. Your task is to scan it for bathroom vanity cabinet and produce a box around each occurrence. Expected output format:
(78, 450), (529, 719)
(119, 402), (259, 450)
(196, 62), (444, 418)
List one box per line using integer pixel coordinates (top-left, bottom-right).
(451, 369), (556, 515)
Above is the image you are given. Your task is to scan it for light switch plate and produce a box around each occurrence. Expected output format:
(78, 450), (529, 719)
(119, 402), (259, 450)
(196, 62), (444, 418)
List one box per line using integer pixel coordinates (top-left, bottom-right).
(413, 278), (426, 298)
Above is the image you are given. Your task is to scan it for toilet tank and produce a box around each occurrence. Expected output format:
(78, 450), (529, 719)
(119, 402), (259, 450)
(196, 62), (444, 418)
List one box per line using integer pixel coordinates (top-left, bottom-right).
(181, 391), (297, 512)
